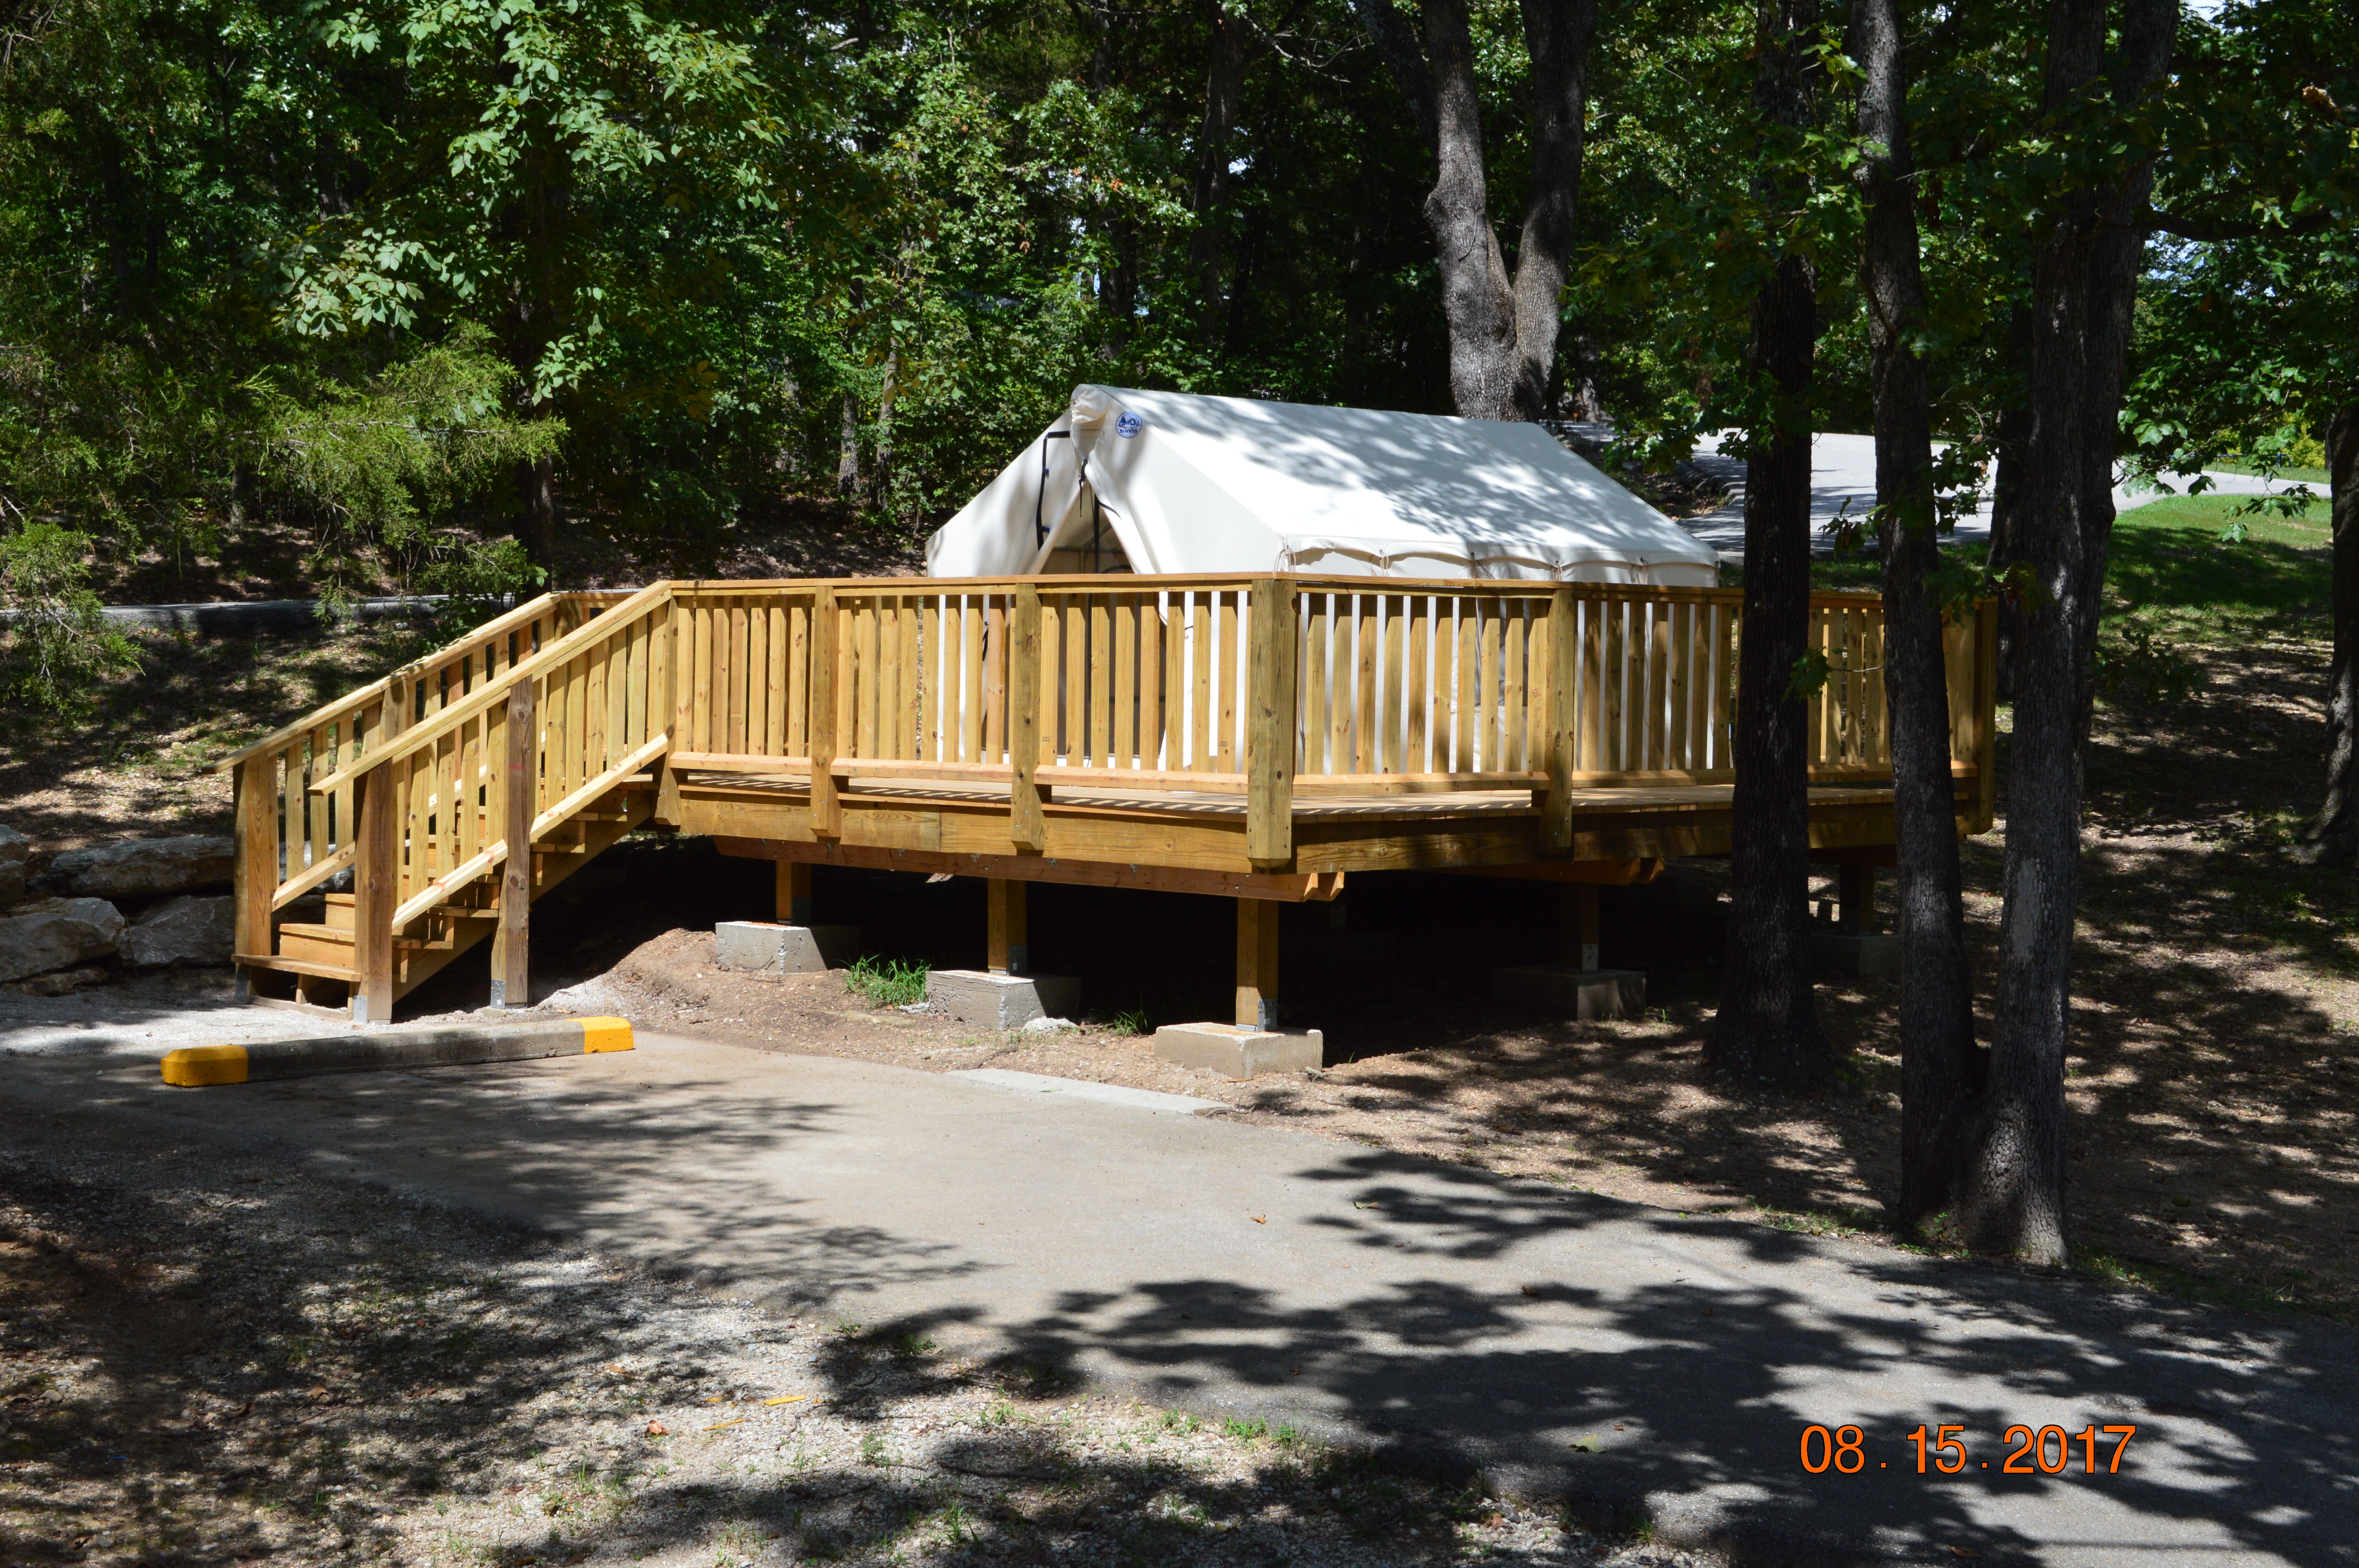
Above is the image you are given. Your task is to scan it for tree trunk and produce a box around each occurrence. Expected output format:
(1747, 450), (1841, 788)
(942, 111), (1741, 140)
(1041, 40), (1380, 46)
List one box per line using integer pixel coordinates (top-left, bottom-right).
(1188, 4), (1248, 337)
(1708, 0), (1828, 1090)
(1369, 0), (1596, 421)
(836, 392), (862, 498)
(516, 456), (558, 579)
(1987, 307), (2033, 702)
(1711, 251), (1829, 1087)
(1958, 0), (2177, 1265)
(2302, 404), (2359, 858)
(1853, 0), (1983, 1227)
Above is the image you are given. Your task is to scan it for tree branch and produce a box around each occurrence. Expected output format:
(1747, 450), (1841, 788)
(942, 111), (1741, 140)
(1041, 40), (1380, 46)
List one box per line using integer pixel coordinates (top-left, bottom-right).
(1345, 0), (1434, 144)
(2145, 206), (2341, 242)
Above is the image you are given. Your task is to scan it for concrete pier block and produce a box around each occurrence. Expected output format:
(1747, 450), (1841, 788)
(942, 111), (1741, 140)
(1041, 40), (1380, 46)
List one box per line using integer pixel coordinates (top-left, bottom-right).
(714, 921), (860, 975)
(1490, 965), (1647, 1020)
(1152, 1022), (1325, 1080)
(927, 969), (1080, 1030)
(1807, 928), (1901, 981)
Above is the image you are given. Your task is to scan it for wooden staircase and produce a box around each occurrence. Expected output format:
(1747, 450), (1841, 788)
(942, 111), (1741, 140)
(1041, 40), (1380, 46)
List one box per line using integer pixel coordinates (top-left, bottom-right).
(222, 586), (676, 1019)
(243, 793), (652, 1012)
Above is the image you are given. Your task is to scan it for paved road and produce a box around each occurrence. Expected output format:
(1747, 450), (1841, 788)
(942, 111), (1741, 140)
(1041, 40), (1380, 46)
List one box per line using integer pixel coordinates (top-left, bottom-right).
(1673, 432), (2300, 559)
(6, 1027), (2352, 1566)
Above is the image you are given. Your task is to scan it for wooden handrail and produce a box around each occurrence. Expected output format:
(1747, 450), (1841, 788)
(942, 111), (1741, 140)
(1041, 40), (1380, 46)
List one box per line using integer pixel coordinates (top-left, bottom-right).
(212, 590), (592, 771)
(304, 581), (674, 797)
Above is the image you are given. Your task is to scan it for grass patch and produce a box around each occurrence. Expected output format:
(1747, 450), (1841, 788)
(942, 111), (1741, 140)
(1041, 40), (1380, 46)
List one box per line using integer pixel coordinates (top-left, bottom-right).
(1798, 494), (2329, 631)
(2106, 494), (2326, 626)
(844, 955), (929, 1007)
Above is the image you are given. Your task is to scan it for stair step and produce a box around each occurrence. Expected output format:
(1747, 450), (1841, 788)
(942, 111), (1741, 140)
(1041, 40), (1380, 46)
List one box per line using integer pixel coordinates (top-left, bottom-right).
(278, 922), (459, 958)
(237, 953), (358, 982)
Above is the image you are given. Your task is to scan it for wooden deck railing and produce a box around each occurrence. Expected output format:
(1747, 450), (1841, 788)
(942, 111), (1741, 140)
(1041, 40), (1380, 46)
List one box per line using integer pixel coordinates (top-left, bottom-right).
(659, 575), (1991, 859)
(227, 573), (1998, 1015)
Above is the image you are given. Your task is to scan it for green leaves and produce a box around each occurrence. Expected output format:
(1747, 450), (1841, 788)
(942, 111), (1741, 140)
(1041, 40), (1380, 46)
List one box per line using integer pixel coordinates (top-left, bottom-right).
(0, 523), (140, 720)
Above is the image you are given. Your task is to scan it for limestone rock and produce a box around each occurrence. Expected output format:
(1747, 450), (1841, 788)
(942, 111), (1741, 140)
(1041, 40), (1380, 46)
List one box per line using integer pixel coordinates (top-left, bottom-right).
(7, 964), (109, 996)
(120, 894), (235, 967)
(46, 835), (234, 899)
(0, 824), (27, 903)
(0, 897), (124, 982)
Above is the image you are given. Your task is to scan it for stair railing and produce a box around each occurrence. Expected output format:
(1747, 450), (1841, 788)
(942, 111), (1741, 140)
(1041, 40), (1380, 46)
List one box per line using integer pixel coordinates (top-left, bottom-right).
(220, 593), (632, 963)
(285, 581), (678, 1019)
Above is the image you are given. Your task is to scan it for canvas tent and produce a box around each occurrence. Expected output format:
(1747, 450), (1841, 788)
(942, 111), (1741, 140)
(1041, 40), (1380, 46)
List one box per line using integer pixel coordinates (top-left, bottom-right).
(924, 385), (1719, 586)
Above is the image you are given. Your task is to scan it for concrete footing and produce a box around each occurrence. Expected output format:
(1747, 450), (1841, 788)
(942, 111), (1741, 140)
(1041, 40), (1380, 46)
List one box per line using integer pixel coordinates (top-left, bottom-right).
(1152, 1022), (1325, 1080)
(1490, 965), (1647, 1020)
(926, 969), (1080, 1030)
(1807, 928), (1901, 981)
(714, 921), (859, 975)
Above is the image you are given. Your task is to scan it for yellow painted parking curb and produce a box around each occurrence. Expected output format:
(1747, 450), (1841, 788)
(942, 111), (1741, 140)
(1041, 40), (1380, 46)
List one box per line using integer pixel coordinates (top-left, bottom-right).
(160, 1015), (635, 1087)
(580, 1017), (634, 1053)
(161, 1044), (250, 1087)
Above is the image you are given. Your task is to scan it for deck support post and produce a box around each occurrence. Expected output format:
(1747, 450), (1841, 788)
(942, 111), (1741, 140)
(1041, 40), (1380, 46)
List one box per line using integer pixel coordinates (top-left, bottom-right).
(776, 860), (813, 924)
(810, 586), (842, 838)
(1837, 864), (1877, 935)
(1563, 883), (1601, 972)
(1235, 897), (1280, 1030)
(350, 763), (398, 1024)
(233, 753), (276, 972)
(490, 680), (534, 1008)
(1245, 577), (1297, 869)
(1009, 585), (1045, 851)
(987, 878), (1028, 976)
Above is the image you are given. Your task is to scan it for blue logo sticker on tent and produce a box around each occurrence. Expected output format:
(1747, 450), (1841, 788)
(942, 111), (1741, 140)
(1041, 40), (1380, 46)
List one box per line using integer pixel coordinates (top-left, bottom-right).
(1115, 412), (1144, 438)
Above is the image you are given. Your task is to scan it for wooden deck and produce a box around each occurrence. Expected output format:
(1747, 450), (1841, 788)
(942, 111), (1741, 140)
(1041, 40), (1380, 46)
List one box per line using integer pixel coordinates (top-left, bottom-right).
(218, 573), (1997, 1021)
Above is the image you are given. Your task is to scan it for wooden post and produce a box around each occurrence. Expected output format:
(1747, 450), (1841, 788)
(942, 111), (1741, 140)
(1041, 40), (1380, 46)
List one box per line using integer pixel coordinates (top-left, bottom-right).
(350, 762), (398, 1024)
(1547, 586), (1579, 849)
(1839, 864), (1877, 935)
(987, 878), (1029, 975)
(650, 590), (683, 825)
(776, 860), (812, 924)
(1244, 576), (1297, 869)
(489, 681), (534, 1008)
(1563, 883), (1601, 972)
(810, 586), (841, 838)
(1009, 584), (1045, 851)
(233, 753), (276, 966)
(1235, 897), (1279, 1030)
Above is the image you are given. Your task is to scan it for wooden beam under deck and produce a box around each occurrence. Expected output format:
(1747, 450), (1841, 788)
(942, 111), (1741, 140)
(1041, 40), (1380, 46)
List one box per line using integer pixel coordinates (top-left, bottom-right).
(712, 836), (1347, 902)
(690, 764), (1973, 885)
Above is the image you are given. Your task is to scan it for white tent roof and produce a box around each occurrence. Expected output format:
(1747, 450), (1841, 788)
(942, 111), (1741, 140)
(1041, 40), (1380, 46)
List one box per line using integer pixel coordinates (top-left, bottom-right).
(924, 385), (1718, 586)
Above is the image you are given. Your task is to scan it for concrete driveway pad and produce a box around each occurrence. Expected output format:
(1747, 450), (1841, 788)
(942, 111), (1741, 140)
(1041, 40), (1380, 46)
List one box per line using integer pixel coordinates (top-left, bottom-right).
(7, 1029), (2352, 1567)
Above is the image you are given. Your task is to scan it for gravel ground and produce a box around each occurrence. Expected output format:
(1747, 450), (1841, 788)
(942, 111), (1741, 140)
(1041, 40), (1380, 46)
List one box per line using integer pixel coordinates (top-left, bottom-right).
(0, 1120), (1710, 1568)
